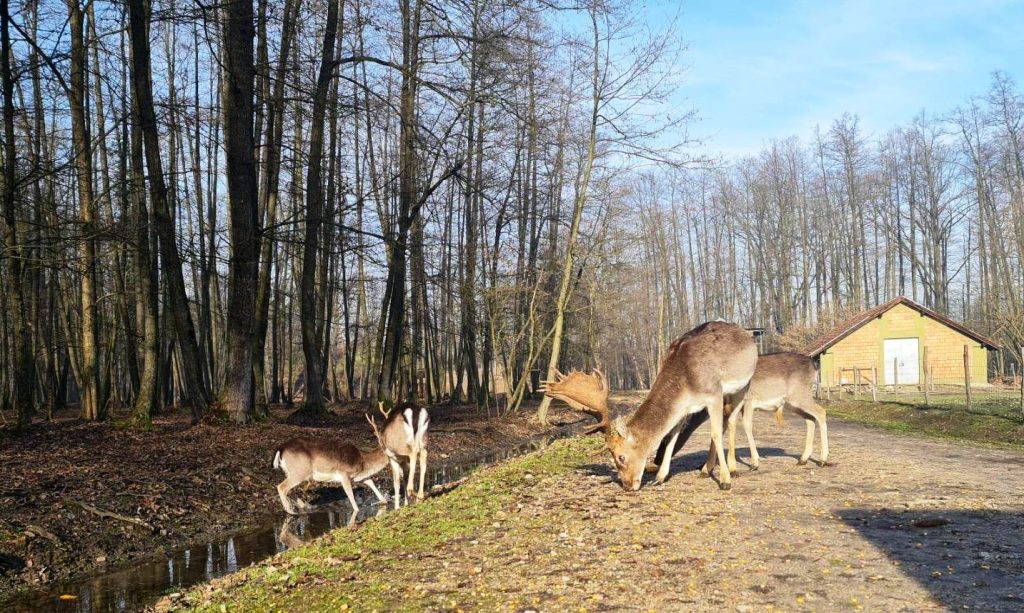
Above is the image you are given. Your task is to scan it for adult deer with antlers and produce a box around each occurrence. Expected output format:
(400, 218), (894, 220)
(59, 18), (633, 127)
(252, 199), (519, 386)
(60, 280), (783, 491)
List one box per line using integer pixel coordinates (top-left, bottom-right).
(368, 401), (430, 509)
(542, 321), (758, 490)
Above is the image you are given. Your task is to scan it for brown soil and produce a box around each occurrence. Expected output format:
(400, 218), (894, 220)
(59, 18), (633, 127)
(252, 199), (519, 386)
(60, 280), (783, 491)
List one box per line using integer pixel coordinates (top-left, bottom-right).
(0, 400), (580, 597)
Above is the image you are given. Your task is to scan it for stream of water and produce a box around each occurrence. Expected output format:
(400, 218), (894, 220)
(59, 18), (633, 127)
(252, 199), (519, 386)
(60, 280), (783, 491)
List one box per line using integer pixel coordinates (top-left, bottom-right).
(2, 430), (573, 612)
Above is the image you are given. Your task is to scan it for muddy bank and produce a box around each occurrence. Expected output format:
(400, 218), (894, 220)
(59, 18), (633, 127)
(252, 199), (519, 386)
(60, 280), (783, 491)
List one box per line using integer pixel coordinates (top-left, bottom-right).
(0, 400), (582, 598)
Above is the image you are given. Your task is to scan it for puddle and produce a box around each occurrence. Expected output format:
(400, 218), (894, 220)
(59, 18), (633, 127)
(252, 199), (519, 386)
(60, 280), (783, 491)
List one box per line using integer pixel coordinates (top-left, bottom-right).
(1, 428), (577, 612)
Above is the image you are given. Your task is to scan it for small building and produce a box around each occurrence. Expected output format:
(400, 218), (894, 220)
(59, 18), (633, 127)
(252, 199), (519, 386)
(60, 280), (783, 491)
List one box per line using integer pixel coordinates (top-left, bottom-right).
(803, 296), (999, 387)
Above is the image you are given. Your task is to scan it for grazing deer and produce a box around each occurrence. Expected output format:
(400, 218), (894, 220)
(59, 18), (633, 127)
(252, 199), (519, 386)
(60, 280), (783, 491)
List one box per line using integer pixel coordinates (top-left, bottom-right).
(272, 437), (389, 515)
(654, 352), (832, 475)
(368, 401), (430, 509)
(542, 321), (757, 490)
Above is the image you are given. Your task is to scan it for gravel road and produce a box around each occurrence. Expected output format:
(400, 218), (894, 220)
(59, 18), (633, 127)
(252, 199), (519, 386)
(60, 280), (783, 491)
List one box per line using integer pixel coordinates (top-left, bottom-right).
(406, 416), (1024, 611)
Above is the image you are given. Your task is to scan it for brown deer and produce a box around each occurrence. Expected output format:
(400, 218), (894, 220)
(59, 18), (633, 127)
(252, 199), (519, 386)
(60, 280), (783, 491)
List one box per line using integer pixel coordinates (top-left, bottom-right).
(542, 321), (758, 490)
(368, 401), (430, 509)
(654, 352), (832, 475)
(271, 437), (389, 515)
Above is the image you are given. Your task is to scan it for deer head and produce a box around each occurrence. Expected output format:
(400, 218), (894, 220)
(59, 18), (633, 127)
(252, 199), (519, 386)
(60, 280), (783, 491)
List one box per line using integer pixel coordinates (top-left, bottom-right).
(539, 368), (610, 435)
(605, 415), (643, 490)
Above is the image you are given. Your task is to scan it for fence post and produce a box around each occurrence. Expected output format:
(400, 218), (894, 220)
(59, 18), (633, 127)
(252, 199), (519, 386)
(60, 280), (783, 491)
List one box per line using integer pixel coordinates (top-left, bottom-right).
(1019, 346), (1023, 421)
(871, 367), (878, 402)
(923, 347), (930, 406)
(893, 357), (899, 389)
(854, 367), (860, 400)
(964, 345), (972, 412)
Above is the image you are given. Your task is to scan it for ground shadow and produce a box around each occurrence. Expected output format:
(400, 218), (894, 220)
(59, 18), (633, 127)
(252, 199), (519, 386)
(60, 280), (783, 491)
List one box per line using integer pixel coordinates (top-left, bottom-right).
(838, 508), (1024, 611)
(576, 447), (792, 483)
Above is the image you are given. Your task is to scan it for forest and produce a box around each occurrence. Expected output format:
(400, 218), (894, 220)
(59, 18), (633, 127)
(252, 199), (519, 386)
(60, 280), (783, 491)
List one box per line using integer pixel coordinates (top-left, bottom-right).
(1, 0), (1023, 432)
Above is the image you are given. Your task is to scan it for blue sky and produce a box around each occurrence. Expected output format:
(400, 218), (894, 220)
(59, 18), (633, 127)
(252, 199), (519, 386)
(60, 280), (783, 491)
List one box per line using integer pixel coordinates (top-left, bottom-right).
(663, 0), (1024, 156)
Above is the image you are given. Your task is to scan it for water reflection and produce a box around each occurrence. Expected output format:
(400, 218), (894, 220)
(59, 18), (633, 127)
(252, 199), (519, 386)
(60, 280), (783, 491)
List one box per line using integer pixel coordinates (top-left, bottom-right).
(1, 431), (565, 612)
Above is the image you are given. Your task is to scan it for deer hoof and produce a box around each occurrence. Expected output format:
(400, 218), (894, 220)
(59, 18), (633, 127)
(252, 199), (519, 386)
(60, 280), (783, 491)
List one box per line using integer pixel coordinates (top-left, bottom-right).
(797, 459), (809, 466)
(697, 471), (711, 479)
(644, 462), (659, 474)
(820, 460), (835, 467)
(718, 481), (732, 491)
(749, 464), (760, 472)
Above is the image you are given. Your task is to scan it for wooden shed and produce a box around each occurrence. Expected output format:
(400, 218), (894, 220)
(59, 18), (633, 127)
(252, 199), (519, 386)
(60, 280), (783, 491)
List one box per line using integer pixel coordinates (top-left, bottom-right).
(803, 297), (999, 388)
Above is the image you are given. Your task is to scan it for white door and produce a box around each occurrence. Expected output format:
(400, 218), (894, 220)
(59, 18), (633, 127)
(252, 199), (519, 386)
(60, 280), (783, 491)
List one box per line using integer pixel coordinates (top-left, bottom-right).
(883, 338), (920, 385)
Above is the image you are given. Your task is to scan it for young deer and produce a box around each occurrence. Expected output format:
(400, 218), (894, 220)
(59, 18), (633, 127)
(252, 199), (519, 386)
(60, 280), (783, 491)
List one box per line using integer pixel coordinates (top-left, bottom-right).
(542, 321), (757, 490)
(655, 352), (832, 475)
(271, 437), (389, 515)
(368, 402), (430, 509)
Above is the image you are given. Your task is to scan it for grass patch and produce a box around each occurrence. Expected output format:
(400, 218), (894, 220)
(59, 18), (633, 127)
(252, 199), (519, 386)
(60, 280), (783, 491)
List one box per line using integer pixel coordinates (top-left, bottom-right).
(827, 399), (1024, 448)
(176, 436), (594, 612)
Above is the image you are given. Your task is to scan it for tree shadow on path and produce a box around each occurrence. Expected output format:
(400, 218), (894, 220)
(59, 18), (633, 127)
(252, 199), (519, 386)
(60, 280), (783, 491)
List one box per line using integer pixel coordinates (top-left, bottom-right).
(838, 508), (1024, 612)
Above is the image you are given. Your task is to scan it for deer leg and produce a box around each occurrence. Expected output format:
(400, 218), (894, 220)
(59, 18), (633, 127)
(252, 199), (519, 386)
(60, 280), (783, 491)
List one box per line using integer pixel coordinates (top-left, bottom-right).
(708, 396), (731, 490)
(277, 478), (301, 515)
(700, 438), (717, 478)
(724, 391), (747, 475)
(742, 402), (760, 471)
(361, 478), (387, 504)
(654, 421), (684, 485)
(726, 417), (738, 475)
(406, 451), (419, 503)
(339, 474), (359, 515)
(801, 401), (831, 466)
(798, 413), (815, 465)
(417, 449), (428, 500)
(389, 458), (403, 509)
(818, 411), (831, 466)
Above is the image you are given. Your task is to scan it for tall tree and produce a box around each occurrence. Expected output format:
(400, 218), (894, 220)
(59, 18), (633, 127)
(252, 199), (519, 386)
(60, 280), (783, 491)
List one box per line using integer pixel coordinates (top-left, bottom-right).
(299, 0), (340, 413)
(220, 0), (261, 421)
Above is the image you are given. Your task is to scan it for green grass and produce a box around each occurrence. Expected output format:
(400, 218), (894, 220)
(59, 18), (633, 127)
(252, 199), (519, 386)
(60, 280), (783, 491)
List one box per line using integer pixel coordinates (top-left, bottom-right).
(176, 436), (593, 612)
(852, 388), (1024, 419)
(826, 396), (1024, 448)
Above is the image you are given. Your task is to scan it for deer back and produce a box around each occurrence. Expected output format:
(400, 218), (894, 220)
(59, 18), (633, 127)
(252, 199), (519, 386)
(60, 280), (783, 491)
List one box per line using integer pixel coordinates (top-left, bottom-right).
(632, 321), (758, 435)
(273, 437), (374, 481)
(749, 352), (817, 401)
(379, 402), (429, 456)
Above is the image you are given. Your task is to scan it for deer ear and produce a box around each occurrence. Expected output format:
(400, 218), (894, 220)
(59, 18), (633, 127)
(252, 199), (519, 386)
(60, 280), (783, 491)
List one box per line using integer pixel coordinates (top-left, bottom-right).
(611, 416), (629, 440)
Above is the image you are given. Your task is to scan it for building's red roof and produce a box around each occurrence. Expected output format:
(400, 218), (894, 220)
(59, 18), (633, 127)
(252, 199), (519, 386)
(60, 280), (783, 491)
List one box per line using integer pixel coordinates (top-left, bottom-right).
(802, 296), (1000, 357)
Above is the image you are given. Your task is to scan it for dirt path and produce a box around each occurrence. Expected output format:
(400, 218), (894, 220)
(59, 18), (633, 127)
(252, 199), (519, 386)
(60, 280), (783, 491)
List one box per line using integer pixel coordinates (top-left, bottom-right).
(180, 413), (1024, 612)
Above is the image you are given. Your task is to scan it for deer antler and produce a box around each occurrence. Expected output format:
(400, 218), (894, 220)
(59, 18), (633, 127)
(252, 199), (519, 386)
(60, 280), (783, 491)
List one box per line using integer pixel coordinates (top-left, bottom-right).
(377, 401), (392, 418)
(539, 368), (610, 435)
(367, 414), (384, 445)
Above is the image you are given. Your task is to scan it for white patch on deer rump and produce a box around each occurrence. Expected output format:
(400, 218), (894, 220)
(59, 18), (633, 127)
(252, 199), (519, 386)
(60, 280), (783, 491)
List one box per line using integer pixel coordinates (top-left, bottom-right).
(402, 408), (415, 444)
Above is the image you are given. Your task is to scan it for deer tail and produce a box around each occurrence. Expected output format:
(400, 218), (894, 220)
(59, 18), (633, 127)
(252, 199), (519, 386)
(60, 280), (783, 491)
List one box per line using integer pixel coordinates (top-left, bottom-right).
(272, 448), (283, 470)
(774, 408), (785, 427)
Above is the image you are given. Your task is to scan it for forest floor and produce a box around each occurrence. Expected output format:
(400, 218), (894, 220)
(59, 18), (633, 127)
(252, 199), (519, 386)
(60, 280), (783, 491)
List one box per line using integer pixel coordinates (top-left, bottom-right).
(0, 399), (582, 598)
(172, 408), (1024, 612)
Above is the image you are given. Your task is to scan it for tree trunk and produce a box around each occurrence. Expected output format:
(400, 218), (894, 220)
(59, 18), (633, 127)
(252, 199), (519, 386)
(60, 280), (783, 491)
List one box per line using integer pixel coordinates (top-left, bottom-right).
(126, 0), (209, 421)
(219, 0), (261, 422)
(299, 0), (340, 413)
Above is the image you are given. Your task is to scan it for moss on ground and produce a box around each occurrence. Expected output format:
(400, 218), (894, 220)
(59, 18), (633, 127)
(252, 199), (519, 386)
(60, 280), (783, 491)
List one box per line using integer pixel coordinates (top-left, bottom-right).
(826, 399), (1024, 448)
(176, 437), (593, 612)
